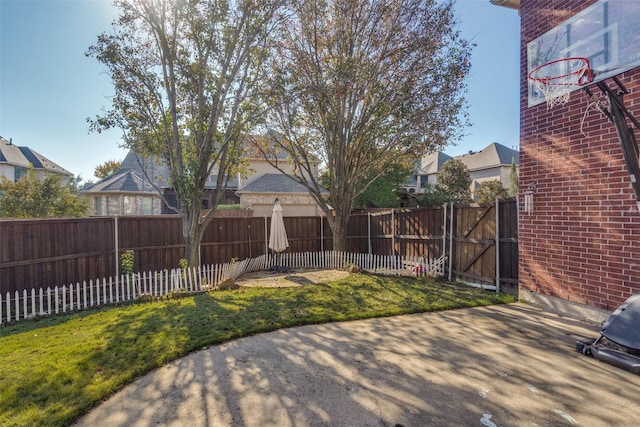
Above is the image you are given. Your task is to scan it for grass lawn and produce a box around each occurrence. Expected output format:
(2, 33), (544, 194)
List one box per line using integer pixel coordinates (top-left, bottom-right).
(0, 273), (514, 427)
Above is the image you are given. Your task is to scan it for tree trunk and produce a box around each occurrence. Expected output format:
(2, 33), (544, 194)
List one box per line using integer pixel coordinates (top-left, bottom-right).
(328, 207), (351, 252)
(182, 207), (207, 268)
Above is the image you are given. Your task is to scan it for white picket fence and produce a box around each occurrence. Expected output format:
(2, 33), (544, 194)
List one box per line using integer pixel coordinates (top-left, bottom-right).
(0, 251), (446, 325)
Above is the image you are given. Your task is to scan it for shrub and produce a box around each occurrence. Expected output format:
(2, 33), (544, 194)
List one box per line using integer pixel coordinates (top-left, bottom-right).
(121, 250), (135, 276)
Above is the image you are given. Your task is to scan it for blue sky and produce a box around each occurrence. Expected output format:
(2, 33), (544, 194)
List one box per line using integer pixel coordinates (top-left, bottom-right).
(0, 0), (520, 182)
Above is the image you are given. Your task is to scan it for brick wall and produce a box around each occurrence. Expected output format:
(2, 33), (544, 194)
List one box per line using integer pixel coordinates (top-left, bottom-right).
(519, 0), (640, 311)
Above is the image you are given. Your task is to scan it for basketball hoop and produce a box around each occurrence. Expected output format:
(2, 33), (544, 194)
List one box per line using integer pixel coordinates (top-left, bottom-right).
(528, 57), (593, 109)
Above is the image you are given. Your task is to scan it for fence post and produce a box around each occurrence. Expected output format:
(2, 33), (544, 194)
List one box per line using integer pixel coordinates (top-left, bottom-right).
(495, 197), (501, 293)
(114, 216), (119, 289)
(264, 216), (268, 255)
(391, 209), (395, 256)
(248, 223), (252, 258)
(367, 212), (371, 255)
(321, 214), (325, 253)
(448, 202), (454, 282)
(442, 203), (447, 259)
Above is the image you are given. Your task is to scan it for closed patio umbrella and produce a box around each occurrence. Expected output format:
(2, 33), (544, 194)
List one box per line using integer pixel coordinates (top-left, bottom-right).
(268, 198), (289, 271)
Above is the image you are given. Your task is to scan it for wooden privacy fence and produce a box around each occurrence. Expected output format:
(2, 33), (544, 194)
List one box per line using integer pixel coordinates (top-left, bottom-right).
(0, 215), (330, 295)
(350, 199), (518, 293)
(449, 199), (518, 293)
(0, 200), (517, 295)
(0, 251), (446, 324)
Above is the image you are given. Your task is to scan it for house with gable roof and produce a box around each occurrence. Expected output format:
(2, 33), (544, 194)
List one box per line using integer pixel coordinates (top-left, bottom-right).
(83, 150), (242, 215)
(236, 173), (326, 217)
(405, 151), (453, 194)
(82, 151), (167, 215)
(82, 137), (326, 217)
(404, 142), (519, 201)
(236, 137), (327, 216)
(0, 136), (73, 183)
(456, 142), (519, 199)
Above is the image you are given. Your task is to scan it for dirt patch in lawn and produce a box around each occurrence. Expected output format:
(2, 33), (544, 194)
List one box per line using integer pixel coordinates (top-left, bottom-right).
(235, 268), (351, 288)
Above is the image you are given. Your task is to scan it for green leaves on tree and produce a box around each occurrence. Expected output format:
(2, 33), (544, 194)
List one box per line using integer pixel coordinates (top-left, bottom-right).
(0, 170), (89, 218)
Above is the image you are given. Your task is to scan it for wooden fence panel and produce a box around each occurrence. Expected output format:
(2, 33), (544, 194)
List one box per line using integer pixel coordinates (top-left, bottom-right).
(498, 199), (519, 293)
(1, 200), (518, 295)
(245, 217), (268, 259)
(345, 214), (370, 253)
(283, 217), (321, 253)
(204, 217), (251, 264)
(451, 204), (496, 285)
(369, 211), (394, 255)
(395, 208), (445, 260)
(348, 208), (446, 261)
(0, 218), (115, 293)
(118, 216), (184, 273)
(444, 200), (518, 289)
(202, 216), (326, 265)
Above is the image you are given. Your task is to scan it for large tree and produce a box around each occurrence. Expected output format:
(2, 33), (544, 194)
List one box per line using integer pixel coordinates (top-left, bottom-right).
(436, 158), (471, 203)
(255, 0), (471, 251)
(0, 172), (89, 218)
(352, 162), (412, 209)
(87, 0), (281, 266)
(419, 182), (450, 207)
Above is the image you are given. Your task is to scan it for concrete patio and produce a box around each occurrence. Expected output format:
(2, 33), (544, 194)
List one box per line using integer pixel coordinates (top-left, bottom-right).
(73, 303), (640, 426)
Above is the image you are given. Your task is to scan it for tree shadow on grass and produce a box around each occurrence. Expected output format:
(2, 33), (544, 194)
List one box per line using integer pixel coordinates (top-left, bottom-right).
(1, 274), (506, 426)
(5, 276), (636, 427)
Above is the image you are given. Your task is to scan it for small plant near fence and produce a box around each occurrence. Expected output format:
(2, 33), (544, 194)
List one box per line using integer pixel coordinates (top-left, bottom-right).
(121, 250), (135, 276)
(175, 258), (191, 294)
(0, 251), (447, 325)
(121, 250), (142, 298)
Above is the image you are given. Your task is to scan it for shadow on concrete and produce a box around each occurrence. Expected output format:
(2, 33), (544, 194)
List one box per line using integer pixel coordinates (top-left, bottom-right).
(73, 304), (640, 426)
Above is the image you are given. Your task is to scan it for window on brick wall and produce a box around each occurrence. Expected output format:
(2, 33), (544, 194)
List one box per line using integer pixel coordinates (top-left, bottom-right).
(94, 197), (103, 215)
(141, 197), (153, 215)
(123, 196), (136, 214)
(107, 196), (120, 215)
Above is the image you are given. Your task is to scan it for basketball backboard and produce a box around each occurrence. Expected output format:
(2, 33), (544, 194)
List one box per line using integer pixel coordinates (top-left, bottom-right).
(527, 0), (640, 106)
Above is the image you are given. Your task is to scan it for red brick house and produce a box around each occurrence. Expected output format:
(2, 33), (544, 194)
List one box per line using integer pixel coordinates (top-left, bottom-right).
(493, 0), (640, 321)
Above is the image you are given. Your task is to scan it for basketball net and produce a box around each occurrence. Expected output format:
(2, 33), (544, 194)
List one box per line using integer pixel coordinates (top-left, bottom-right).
(580, 93), (609, 137)
(529, 57), (592, 109)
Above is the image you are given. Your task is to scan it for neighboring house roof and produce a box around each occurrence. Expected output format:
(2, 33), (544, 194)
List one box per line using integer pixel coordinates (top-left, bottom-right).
(84, 150), (242, 194)
(83, 151), (166, 194)
(0, 136), (73, 176)
(418, 151), (453, 175)
(118, 151), (169, 188)
(207, 175), (240, 189)
(406, 142), (519, 193)
(242, 133), (291, 161)
(84, 131), (320, 197)
(83, 171), (158, 194)
(242, 131), (322, 165)
(237, 173), (323, 194)
(455, 143), (519, 171)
